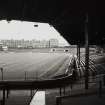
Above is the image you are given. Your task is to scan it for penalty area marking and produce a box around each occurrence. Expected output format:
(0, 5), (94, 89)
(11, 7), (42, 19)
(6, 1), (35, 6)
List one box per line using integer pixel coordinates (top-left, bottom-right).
(30, 91), (45, 105)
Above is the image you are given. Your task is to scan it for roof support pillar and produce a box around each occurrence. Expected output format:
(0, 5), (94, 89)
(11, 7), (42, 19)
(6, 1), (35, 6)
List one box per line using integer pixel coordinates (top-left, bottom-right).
(77, 44), (80, 65)
(85, 14), (89, 90)
(1, 89), (5, 105)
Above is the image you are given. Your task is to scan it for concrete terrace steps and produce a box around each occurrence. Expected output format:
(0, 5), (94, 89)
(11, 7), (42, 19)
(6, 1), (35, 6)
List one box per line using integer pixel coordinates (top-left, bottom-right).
(59, 82), (105, 105)
(46, 76), (105, 105)
(74, 55), (98, 79)
(61, 94), (105, 105)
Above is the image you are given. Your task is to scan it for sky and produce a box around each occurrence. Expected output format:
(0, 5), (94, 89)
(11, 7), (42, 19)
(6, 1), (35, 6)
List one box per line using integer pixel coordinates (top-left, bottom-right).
(0, 20), (69, 46)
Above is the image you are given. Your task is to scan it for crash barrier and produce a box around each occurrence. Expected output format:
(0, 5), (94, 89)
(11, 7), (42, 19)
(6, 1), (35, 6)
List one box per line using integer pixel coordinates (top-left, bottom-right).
(0, 56), (79, 105)
(0, 57), (77, 90)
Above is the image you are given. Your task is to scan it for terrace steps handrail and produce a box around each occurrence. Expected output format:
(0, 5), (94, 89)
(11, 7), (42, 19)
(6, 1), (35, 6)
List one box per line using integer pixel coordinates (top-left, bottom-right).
(0, 73), (74, 90)
(0, 57), (77, 90)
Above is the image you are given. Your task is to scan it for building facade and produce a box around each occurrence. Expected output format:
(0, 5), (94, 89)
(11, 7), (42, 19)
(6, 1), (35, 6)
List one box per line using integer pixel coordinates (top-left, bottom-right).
(49, 39), (59, 47)
(0, 39), (59, 48)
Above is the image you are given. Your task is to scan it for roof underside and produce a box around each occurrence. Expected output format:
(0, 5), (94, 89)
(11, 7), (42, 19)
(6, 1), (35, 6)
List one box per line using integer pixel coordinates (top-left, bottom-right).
(0, 0), (105, 45)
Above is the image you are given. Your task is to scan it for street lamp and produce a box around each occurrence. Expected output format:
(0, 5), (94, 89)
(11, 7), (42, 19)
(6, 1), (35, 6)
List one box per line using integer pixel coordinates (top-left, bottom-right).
(0, 67), (3, 80)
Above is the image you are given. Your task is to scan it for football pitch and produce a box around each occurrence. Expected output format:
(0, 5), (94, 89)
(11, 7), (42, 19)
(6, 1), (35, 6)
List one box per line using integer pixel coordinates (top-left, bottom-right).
(0, 52), (71, 80)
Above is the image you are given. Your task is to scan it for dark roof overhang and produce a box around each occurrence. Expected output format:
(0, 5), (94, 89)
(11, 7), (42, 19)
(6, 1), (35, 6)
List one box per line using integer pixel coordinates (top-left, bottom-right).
(0, 0), (105, 45)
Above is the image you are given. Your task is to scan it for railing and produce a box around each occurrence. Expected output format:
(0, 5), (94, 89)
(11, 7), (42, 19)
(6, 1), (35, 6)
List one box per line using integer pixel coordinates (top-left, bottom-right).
(0, 56), (78, 105)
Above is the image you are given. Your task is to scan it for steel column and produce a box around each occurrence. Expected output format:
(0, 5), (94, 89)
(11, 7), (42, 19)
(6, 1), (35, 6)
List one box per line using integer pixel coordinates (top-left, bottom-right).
(0, 68), (3, 80)
(77, 44), (80, 65)
(2, 89), (5, 105)
(85, 14), (89, 89)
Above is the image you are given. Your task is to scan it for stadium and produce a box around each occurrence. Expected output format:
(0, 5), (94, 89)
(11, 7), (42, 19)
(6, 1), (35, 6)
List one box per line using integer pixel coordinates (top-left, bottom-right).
(0, 1), (105, 105)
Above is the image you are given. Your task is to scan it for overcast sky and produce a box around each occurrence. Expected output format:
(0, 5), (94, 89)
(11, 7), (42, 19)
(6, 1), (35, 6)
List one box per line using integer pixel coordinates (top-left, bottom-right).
(0, 20), (69, 46)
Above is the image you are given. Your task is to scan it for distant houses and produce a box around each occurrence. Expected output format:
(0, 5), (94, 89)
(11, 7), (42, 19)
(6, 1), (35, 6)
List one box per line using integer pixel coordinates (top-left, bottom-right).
(0, 39), (59, 49)
(0, 43), (2, 50)
(0, 43), (8, 51)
